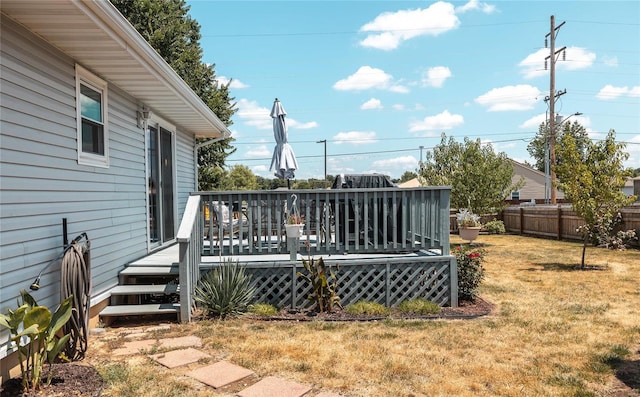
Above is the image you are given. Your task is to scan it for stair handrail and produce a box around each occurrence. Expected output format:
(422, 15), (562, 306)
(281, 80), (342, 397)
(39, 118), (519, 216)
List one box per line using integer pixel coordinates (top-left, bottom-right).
(176, 194), (203, 322)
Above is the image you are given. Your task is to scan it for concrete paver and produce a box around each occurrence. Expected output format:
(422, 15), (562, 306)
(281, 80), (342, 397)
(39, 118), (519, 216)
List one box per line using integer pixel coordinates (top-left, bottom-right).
(112, 339), (157, 356)
(187, 361), (255, 389)
(159, 335), (202, 349)
(237, 376), (312, 397)
(149, 347), (211, 368)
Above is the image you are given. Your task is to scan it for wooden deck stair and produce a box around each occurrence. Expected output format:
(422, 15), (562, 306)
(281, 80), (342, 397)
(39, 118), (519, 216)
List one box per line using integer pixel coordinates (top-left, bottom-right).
(99, 245), (183, 323)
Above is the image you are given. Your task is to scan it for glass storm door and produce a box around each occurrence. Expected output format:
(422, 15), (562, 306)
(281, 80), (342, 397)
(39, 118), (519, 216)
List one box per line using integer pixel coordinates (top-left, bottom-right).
(148, 125), (175, 245)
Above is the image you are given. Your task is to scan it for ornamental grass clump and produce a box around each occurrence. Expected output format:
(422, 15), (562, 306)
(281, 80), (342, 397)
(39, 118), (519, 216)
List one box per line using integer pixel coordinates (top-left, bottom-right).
(345, 301), (389, 316)
(454, 245), (486, 301)
(398, 298), (441, 315)
(194, 259), (255, 319)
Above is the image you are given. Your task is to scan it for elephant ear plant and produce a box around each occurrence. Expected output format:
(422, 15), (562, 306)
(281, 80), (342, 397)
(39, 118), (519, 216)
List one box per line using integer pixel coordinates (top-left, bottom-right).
(297, 256), (341, 313)
(0, 289), (73, 392)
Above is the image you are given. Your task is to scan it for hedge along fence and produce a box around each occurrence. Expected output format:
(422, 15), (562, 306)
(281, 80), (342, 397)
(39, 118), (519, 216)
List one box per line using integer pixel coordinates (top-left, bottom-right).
(498, 205), (640, 245)
(202, 252), (458, 309)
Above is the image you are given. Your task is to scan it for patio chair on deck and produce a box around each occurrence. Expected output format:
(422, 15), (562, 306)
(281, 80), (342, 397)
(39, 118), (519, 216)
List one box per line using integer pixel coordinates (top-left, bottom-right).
(211, 201), (248, 238)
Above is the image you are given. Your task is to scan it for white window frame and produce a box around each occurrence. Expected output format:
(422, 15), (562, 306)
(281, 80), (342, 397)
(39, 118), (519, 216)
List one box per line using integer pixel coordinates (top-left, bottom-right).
(76, 64), (109, 167)
(511, 191), (520, 200)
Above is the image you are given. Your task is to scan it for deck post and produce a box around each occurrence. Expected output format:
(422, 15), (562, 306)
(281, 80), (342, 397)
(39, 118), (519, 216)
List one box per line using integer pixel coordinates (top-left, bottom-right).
(449, 256), (458, 307)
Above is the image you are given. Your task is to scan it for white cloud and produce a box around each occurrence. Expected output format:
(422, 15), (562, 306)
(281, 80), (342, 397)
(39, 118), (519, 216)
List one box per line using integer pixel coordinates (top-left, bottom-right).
(392, 104), (405, 111)
(361, 98), (383, 110)
(597, 85), (640, 100)
(215, 76), (249, 89)
(333, 131), (378, 145)
(235, 98), (318, 130)
(520, 114), (547, 130)
(409, 110), (464, 133)
(389, 85), (410, 93)
(422, 66), (452, 88)
(245, 145), (271, 158)
(251, 164), (269, 176)
(288, 119), (319, 129)
(371, 155), (419, 172)
(475, 85), (542, 111)
(603, 56), (618, 67)
(333, 66), (408, 92)
(519, 47), (596, 79)
(520, 113), (592, 130)
(455, 0), (496, 14)
(235, 99), (272, 130)
(359, 2), (460, 50)
(625, 135), (640, 168)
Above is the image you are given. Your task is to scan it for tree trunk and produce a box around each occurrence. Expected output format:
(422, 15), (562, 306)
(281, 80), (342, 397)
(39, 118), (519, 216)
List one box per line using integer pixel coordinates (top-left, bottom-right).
(581, 235), (588, 269)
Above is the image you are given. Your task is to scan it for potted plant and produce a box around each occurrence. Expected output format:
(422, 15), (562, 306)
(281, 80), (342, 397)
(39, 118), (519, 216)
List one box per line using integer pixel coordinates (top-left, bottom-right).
(285, 214), (305, 238)
(457, 208), (482, 243)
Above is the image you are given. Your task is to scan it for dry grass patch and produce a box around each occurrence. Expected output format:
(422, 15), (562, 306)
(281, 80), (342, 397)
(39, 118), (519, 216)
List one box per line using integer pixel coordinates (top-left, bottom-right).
(87, 235), (640, 397)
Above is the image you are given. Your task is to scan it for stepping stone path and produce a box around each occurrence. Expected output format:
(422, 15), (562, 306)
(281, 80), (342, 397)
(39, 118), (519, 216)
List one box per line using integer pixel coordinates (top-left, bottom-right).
(97, 325), (344, 396)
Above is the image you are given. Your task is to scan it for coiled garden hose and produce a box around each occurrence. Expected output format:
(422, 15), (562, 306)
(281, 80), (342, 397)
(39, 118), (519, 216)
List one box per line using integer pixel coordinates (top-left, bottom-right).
(60, 237), (91, 361)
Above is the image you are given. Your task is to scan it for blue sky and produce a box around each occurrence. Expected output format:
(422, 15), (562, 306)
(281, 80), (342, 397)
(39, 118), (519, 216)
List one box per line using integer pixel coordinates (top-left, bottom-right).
(187, 0), (640, 180)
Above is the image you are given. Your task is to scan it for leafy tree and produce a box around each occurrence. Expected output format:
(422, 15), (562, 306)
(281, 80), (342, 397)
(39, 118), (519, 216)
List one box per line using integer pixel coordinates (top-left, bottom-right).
(527, 120), (589, 172)
(419, 134), (522, 214)
(399, 171), (418, 184)
(554, 129), (635, 268)
(227, 165), (258, 191)
(110, 0), (237, 185)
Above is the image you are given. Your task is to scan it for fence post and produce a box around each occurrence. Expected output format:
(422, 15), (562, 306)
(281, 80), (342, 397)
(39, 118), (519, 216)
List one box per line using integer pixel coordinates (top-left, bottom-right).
(519, 207), (524, 235)
(557, 206), (562, 240)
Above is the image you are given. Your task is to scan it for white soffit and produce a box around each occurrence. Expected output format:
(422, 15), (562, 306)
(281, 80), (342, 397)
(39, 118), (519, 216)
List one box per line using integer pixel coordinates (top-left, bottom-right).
(1, 0), (230, 139)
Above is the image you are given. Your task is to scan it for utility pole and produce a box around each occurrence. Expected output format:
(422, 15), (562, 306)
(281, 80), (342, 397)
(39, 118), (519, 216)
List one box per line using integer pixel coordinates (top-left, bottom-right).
(545, 15), (566, 205)
(419, 145), (424, 163)
(316, 139), (327, 184)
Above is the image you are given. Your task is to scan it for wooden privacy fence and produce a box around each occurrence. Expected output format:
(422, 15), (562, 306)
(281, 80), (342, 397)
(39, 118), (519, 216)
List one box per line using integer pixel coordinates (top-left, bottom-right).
(202, 253), (458, 309)
(499, 205), (640, 243)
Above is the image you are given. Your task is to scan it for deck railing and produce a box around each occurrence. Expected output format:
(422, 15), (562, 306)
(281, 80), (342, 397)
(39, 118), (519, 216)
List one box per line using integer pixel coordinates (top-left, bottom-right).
(196, 187), (451, 257)
(175, 195), (202, 322)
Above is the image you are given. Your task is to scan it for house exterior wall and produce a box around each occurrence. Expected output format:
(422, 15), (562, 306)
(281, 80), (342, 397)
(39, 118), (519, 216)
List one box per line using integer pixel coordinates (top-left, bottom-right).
(509, 160), (564, 202)
(0, 15), (197, 358)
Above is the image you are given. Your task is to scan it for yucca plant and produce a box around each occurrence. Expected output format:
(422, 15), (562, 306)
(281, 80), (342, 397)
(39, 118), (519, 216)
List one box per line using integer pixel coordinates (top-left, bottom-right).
(194, 260), (255, 319)
(0, 290), (73, 391)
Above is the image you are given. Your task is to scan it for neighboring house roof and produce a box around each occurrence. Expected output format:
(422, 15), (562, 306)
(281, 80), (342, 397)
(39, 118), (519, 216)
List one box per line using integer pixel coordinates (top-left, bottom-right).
(1, 0), (230, 139)
(398, 178), (422, 188)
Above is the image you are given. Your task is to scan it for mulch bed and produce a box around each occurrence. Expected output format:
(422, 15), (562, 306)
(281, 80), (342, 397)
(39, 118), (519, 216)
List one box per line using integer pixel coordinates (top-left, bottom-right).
(0, 363), (102, 397)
